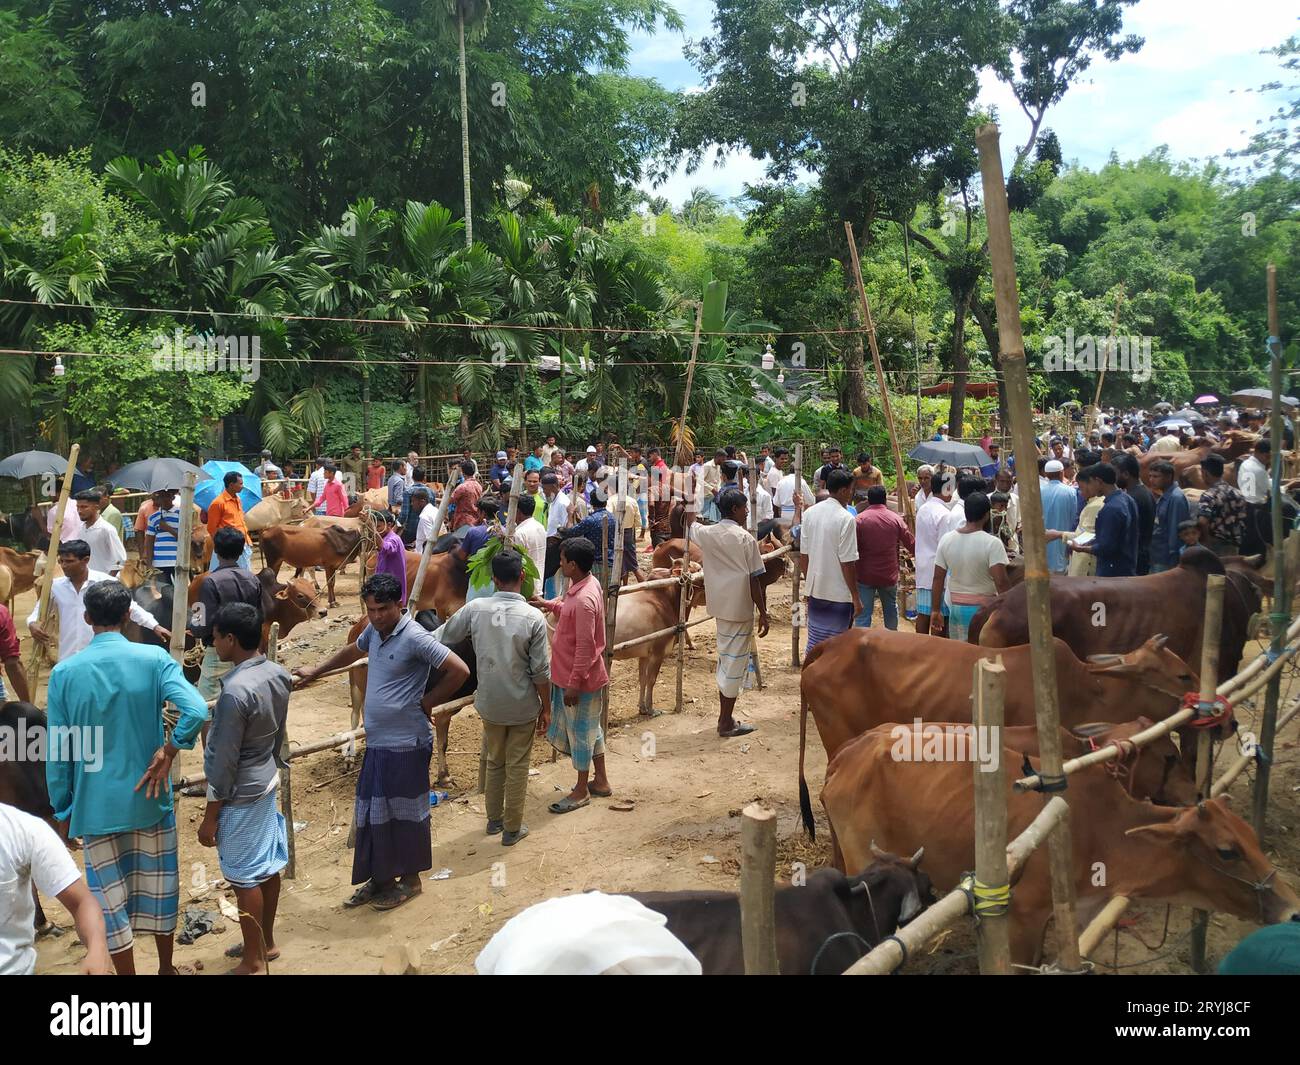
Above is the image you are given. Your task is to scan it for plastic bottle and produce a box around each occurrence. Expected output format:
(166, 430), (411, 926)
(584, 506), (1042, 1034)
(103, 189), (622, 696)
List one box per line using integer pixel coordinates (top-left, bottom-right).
(429, 790), (449, 807)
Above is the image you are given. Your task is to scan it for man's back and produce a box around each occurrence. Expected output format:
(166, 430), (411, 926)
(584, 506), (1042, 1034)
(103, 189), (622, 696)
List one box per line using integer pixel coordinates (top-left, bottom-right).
(801, 498), (856, 602)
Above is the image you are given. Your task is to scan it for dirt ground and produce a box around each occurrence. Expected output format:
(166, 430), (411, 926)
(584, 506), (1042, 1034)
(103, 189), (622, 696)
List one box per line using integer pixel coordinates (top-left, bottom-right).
(28, 548), (1300, 976)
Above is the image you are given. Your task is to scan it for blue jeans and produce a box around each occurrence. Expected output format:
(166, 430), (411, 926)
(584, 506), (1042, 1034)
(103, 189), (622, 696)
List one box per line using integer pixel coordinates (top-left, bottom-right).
(855, 583), (898, 629)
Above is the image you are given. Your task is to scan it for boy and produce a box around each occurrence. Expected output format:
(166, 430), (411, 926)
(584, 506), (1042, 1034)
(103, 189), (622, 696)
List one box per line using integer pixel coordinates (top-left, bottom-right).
(1177, 518), (1201, 555)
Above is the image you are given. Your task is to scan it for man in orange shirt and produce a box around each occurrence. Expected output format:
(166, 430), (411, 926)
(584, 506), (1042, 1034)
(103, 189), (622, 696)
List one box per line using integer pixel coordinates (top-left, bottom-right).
(206, 471), (252, 570)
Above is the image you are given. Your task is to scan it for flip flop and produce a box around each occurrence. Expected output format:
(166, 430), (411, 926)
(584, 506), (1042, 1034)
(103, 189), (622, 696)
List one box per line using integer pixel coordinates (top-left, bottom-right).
(549, 795), (590, 814)
(639, 708), (664, 719)
(342, 881), (379, 908)
(719, 723), (756, 738)
(588, 785), (613, 798)
(224, 942), (281, 961)
(371, 882), (421, 912)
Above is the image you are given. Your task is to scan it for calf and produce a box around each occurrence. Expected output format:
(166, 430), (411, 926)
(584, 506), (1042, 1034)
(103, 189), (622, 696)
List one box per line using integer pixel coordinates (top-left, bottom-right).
(821, 726), (1300, 968)
(245, 494), (311, 532)
(797, 629), (1198, 835)
(629, 854), (933, 975)
(0, 545), (45, 599)
(261, 522), (361, 607)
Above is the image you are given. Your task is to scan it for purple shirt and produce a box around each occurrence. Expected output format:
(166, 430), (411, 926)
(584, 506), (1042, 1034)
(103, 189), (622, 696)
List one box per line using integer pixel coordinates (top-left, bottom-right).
(376, 530), (408, 601)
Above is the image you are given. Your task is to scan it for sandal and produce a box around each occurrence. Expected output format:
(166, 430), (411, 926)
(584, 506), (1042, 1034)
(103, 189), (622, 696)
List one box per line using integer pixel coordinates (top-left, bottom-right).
(719, 723), (756, 738)
(588, 784), (613, 798)
(343, 881), (379, 908)
(548, 795), (590, 814)
(371, 882), (421, 912)
(225, 942), (281, 961)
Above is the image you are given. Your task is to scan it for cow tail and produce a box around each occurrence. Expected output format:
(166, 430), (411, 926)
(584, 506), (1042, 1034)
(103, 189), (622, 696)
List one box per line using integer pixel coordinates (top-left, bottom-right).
(799, 685), (816, 839)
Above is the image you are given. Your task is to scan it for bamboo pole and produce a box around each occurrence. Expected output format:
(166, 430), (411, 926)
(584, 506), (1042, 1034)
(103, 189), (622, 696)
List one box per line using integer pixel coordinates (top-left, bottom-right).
(746, 458), (764, 691)
(975, 122), (1081, 973)
(973, 658), (1011, 975)
(674, 305), (704, 468)
(613, 614), (713, 653)
(267, 622), (296, 879)
(845, 796), (1069, 975)
(790, 444), (804, 667)
(407, 469), (461, 610)
(1089, 289), (1125, 435)
(845, 222), (913, 525)
(674, 520), (692, 715)
(601, 461), (629, 730)
(504, 462), (524, 537)
(169, 473), (198, 668)
(740, 803), (779, 974)
(1190, 573), (1226, 974)
(1255, 263), (1288, 841)
(1078, 896), (1131, 960)
(26, 443), (80, 687)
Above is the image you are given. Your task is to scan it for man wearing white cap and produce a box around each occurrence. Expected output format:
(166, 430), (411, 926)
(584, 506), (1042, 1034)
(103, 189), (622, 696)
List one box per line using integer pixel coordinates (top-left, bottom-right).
(1041, 460), (1076, 574)
(488, 450), (511, 493)
(575, 445), (599, 480)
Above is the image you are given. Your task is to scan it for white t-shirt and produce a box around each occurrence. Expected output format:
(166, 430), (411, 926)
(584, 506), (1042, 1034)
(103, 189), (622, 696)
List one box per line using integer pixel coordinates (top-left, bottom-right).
(754, 483), (774, 524)
(800, 498), (858, 603)
(914, 494), (955, 590)
(774, 474), (815, 517)
(0, 804), (81, 975)
(513, 517), (548, 578)
(764, 464), (783, 494)
(414, 502), (439, 553)
(934, 529), (1008, 599)
(544, 492), (570, 536)
(80, 515), (126, 575)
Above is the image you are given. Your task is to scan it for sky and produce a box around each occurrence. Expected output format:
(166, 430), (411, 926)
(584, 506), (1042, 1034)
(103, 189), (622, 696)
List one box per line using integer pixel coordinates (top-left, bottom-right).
(628, 0), (1298, 209)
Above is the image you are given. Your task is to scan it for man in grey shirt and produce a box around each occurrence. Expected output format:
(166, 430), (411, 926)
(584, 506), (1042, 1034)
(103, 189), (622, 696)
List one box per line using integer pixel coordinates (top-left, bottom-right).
(293, 573), (469, 912)
(198, 602), (292, 975)
(434, 549), (549, 846)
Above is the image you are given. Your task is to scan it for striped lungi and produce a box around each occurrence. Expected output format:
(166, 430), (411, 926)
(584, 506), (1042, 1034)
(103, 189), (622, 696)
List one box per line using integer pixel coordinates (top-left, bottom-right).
(947, 594), (993, 642)
(83, 812), (180, 954)
(806, 596), (853, 654)
(352, 743), (433, 885)
(546, 685), (604, 773)
(217, 787), (289, 888)
(715, 619), (755, 698)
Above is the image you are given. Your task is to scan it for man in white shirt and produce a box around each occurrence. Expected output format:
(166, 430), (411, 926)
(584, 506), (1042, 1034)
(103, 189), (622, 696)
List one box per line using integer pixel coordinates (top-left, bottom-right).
(774, 466), (816, 533)
(753, 479), (775, 529)
(27, 540), (168, 661)
(1238, 438), (1273, 555)
(74, 490), (127, 575)
(254, 449), (282, 481)
(307, 460), (328, 512)
(412, 487), (438, 554)
(913, 472), (957, 635)
(540, 472), (571, 598)
(512, 494), (548, 581)
(766, 447), (787, 494)
(406, 451), (421, 488)
(693, 489), (770, 737)
(799, 469), (860, 652)
(574, 445), (598, 479)
(0, 802), (113, 975)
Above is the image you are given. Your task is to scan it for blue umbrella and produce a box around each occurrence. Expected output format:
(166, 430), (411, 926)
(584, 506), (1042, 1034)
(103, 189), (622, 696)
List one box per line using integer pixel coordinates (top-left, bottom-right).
(193, 460), (262, 512)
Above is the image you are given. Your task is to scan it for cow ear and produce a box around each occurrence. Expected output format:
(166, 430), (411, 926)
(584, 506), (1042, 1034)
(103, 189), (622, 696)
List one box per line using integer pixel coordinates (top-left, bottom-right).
(1124, 821), (1182, 843)
(1069, 722), (1111, 739)
(275, 588), (289, 600)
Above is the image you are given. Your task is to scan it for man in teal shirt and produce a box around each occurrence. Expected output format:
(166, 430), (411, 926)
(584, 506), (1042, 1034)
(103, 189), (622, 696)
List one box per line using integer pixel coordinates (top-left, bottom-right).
(45, 580), (209, 975)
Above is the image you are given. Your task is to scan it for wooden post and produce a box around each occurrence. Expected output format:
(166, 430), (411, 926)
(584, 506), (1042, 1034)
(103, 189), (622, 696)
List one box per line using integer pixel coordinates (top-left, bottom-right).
(407, 469), (460, 611)
(674, 520), (691, 715)
(740, 803), (779, 974)
(170, 473), (197, 667)
(504, 462), (524, 537)
(674, 304), (704, 468)
(1190, 573), (1226, 973)
(976, 122), (1081, 972)
(790, 444), (804, 668)
(266, 622), (296, 880)
(973, 657), (1011, 975)
(1254, 263), (1288, 839)
(601, 461), (628, 730)
(26, 443), (80, 689)
(844, 222), (913, 525)
(1089, 289), (1124, 435)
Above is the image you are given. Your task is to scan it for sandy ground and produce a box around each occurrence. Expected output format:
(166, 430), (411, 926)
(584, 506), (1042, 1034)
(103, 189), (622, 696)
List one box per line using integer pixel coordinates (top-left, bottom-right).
(26, 548), (1300, 976)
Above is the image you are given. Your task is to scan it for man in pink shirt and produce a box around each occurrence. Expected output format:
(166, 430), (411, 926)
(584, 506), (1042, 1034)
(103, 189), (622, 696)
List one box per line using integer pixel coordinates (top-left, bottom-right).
(853, 484), (916, 629)
(312, 463), (350, 516)
(533, 536), (610, 812)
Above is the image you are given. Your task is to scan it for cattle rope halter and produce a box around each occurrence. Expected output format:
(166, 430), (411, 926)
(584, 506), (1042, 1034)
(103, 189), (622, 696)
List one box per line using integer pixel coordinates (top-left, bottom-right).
(1191, 845), (1280, 924)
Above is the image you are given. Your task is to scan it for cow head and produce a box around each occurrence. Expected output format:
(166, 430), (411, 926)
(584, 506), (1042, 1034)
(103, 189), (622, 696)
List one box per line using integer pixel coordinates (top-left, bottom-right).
(860, 842), (933, 925)
(1085, 635), (1198, 703)
(1126, 800), (1300, 925)
(1068, 718), (1198, 806)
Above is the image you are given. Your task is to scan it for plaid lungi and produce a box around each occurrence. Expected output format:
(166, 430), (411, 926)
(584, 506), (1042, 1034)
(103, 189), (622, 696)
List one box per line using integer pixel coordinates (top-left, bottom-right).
(715, 619), (755, 698)
(217, 787), (288, 888)
(805, 597), (853, 654)
(547, 685), (604, 772)
(352, 743), (434, 885)
(83, 812), (180, 954)
(946, 603), (981, 642)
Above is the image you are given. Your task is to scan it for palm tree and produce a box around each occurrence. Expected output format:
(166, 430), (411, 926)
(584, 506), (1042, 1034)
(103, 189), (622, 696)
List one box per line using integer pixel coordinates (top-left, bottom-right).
(679, 186), (724, 228)
(449, 0), (492, 248)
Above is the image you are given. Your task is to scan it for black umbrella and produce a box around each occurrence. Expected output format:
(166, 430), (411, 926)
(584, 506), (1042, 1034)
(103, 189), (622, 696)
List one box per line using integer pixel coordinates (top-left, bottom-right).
(1230, 387), (1299, 410)
(908, 440), (994, 468)
(0, 450), (69, 480)
(110, 458), (213, 494)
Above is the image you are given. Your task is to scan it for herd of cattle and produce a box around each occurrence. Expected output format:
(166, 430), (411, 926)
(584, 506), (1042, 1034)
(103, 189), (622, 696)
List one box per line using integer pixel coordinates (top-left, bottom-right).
(2, 479), (1299, 974)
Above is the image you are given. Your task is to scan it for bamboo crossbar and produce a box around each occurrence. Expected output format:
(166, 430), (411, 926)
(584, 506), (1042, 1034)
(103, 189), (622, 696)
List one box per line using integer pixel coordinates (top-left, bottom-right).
(611, 614), (714, 653)
(1078, 896), (1131, 959)
(1014, 706), (1196, 791)
(1211, 693), (1300, 798)
(844, 797), (1069, 975)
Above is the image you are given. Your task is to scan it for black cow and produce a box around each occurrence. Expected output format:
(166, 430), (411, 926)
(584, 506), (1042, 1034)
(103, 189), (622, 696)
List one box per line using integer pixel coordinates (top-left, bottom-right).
(628, 852), (932, 975)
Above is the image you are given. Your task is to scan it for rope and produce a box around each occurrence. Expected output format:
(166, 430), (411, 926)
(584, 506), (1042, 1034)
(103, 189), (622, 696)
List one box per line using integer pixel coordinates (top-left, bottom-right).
(1020, 753), (1068, 792)
(1181, 691), (1234, 729)
(878, 934), (910, 973)
(809, 930), (873, 975)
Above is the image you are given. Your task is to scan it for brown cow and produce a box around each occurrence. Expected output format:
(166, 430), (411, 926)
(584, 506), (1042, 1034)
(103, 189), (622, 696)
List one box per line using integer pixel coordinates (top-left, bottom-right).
(1139, 431), (1257, 488)
(246, 495), (311, 532)
(971, 546), (1261, 678)
(260, 523), (360, 607)
(361, 542), (470, 622)
(821, 727), (1300, 967)
(797, 629), (1198, 836)
(0, 546), (44, 599)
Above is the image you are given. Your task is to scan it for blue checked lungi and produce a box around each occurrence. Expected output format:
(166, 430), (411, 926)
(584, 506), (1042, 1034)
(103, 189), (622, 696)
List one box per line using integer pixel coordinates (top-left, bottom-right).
(83, 812), (180, 953)
(715, 619), (755, 698)
(947, 603), (981, 642)
(547, 685), (604, 773)
(352, 742), (433, 884)
(217, 788), (288, 888)
(805, 596), (853, 654)
(915, 588), (949, 621)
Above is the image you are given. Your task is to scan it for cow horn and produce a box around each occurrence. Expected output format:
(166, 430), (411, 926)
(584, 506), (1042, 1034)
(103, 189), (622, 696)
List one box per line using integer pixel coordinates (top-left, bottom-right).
(869, 839), (890, 860)
(909, 847), (925, 870)
(1150, 633), (1169, 650)
(1086, 653), (1124, 666)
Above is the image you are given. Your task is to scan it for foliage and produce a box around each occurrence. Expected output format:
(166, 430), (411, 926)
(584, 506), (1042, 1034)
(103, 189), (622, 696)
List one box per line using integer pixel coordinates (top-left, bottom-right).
(468, 534), (541, 598)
